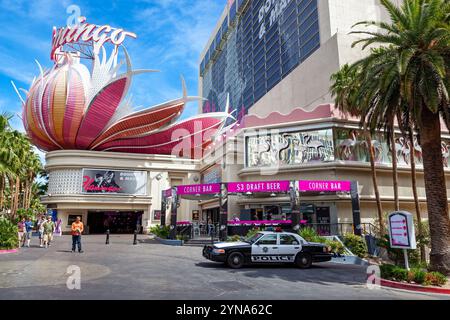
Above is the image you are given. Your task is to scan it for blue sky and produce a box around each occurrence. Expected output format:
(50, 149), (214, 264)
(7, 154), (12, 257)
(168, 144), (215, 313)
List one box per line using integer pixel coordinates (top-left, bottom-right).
(0, 0), (226, 132)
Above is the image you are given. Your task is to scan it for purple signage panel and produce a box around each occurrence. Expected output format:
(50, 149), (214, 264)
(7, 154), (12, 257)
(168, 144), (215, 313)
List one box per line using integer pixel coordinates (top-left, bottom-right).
(177, 183), (221, 195)
(298, 180), (351, 192)
(163, 188), (172, 198)
(228, 181), (290, 193)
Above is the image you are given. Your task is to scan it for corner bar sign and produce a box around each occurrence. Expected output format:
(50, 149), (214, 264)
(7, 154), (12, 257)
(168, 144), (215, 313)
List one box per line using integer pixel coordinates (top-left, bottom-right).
(177, 183), (221, 195)
(227, 180), (290, 193)
(298, 180), (351, 192)
(51, 17), (137, 61)
(388, 211), (417, 249)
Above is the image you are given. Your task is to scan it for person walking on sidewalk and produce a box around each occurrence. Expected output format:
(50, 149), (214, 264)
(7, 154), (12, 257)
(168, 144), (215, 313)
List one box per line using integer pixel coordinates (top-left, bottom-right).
(42, 216), (55, 249)
(17, 218), (26, 248)
(24, 217), (34, 247)
(71, 217), (84, 253)
(37, 215), (46, 247)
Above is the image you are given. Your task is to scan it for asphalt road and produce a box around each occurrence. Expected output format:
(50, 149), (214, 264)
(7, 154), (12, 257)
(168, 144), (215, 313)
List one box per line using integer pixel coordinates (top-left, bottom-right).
(0, 235), (448, 300)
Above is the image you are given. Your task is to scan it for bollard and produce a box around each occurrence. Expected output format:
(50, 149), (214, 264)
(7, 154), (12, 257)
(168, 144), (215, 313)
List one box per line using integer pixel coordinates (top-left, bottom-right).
(133, 230), (137, 245)
(106, 229), (110, 245)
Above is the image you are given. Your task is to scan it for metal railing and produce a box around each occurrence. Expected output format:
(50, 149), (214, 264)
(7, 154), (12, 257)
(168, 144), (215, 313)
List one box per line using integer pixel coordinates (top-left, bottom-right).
(302, 222), (379, 237)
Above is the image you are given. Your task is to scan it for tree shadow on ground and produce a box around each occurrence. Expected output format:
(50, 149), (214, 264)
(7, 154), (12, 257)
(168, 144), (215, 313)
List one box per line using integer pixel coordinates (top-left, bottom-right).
(195, 262), (367, 287)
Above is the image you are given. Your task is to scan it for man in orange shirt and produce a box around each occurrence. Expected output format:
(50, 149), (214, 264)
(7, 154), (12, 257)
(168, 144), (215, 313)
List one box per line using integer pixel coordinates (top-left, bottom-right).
(71, 216), (84, 253)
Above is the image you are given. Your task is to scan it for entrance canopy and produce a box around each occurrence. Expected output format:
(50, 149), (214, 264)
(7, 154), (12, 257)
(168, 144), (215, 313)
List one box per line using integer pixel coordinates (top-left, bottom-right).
(162, 179), (361, 240)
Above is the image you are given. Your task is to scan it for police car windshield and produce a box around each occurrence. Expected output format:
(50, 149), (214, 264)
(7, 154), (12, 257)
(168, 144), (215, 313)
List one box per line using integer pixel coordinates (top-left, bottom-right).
(245, 233), (264, 244)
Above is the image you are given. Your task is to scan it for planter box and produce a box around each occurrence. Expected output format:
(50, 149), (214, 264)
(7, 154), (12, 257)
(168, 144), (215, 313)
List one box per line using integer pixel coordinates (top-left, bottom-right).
(155, 237), (183, 246)
(0, 248), (19, 254)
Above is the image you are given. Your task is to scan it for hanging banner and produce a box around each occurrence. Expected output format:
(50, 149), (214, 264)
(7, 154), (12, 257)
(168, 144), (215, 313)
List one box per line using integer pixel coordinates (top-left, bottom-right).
(228, 180), (290, 193)
(298, 180), (351, 192)
(176, 183), (221, 195)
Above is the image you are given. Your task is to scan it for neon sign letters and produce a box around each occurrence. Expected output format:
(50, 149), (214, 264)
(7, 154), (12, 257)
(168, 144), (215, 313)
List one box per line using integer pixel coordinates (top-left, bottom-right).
(51, 17), (137, 61)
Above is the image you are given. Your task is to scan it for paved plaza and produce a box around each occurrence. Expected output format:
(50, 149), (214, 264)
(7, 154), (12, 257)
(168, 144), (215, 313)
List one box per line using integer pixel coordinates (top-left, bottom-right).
(0, 235), (448, 300)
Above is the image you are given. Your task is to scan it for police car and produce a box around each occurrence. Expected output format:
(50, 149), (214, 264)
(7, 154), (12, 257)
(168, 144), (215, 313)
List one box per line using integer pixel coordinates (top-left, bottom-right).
(202, 230), (332, 269)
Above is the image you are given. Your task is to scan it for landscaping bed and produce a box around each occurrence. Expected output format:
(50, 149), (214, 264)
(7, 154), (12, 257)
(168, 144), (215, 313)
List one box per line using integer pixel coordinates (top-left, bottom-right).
(379, 263), (448, 292)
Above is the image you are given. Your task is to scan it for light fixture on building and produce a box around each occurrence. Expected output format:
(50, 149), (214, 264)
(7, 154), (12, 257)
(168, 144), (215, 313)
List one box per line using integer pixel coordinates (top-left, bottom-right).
(155, 173), (163, 181)
(245, 191), (252, 196)
(270, 193), (277, 197)
(214, 193), (220, 198)
(193, 176), (200, 183)
(195, 193), (201, 197)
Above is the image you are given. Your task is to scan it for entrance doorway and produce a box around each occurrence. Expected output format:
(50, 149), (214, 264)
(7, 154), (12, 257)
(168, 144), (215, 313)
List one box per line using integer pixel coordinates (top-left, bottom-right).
(204, 208), (220, 224)
(316, 207), (331, 236)
(87, 211), (143, 234)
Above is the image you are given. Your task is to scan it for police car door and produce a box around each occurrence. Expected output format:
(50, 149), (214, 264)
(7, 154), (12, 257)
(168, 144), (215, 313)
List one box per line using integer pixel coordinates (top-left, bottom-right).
(251, 234), (279, 263)
(278, 234), (302, 263)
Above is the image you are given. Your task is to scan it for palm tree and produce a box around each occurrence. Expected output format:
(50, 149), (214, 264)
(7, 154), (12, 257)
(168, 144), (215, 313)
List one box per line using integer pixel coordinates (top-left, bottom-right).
(399, 105), (426, 262)
(0, 112), (44, 221)
(331, 65), (385, 235)
(351, 0), (450, 274)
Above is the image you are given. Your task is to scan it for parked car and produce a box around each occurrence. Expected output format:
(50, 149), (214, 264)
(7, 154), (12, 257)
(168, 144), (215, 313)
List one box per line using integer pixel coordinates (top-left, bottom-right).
(203, 230), (332, 269)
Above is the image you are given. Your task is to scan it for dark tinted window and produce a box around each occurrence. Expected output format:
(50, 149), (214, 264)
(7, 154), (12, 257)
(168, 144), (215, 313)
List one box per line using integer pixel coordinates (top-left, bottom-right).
(280, 234), (299, 245)
(258, 234), (278, 245)
(202, 0), (320, 118)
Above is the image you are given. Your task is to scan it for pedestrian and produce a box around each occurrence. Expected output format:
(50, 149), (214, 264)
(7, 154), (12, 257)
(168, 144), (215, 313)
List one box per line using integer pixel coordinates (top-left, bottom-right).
(42, 216), (55, 249)
(71, 216), (84, 253)
(37, 215), (46, 247)
(17, 218), (26, 248)
(24, 217), (34, 247)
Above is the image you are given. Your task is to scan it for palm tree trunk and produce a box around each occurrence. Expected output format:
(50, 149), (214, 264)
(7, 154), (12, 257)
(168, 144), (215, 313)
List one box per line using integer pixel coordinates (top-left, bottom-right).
(408, 129), (425, 262)
(420, 107), (450, 275)
(0, 174), (4, 210)
(365, 132), (384, 236)
(390, 122), (400, 211)
(14, 176), (20, 216)
(7, 176), (15, 220)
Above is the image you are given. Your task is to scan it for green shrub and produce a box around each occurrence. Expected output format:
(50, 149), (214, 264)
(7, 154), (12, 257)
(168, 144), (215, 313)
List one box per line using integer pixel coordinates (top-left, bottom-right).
(380, 264), (396, 279)
(245, 228), (261, 239)
(298, 227), (326, 243)
(149, 225), (170, 239)
(380, 264), (447, 287)
(391, 266), (408, 281)
(343, 233), (368, 258)
(176, 234), (189, 241)
(377, 234), (421, 266)
(0, 217), (19, 250)
(325, 239), (345, 255)
(424, 272), (448, 287)
(408, 268), (426, 284)
(227, 235), (242, 242)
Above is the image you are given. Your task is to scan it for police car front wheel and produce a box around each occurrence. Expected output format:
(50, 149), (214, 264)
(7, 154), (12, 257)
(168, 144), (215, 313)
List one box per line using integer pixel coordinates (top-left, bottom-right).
(227, 252), (244, 269)
(295, 253), (312, 269)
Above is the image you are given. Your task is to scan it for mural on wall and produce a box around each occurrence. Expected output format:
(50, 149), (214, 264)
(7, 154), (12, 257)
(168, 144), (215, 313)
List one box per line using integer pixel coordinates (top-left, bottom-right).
(246, 129), (334, 167)
(247, 127), (450, 168)
(335, 129), (391, 163)
(335, 128), (450, 167)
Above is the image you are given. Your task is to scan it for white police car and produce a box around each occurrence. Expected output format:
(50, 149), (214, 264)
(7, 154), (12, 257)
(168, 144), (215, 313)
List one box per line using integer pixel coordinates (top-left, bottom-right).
(203, 230), (332, 269)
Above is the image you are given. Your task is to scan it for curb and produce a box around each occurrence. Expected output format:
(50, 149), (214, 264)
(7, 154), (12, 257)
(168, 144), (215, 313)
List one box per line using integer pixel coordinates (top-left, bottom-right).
(380, 278), (450, 295)
(154, 237), (184, 246)
(0, 249), (18, 254)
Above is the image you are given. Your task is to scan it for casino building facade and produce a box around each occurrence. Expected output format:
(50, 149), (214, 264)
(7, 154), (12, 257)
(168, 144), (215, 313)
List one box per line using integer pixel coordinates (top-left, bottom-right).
(21, 1), (450, 235)
(196, 0), (450, 228)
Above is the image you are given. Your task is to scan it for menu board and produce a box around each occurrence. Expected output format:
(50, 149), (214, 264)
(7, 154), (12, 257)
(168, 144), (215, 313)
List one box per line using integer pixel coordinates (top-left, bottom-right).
(388, 211), (417, 249)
